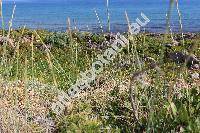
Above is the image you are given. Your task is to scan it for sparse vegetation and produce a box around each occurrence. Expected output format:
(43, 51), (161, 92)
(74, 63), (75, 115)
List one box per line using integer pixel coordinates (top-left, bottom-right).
(0, 28), (199, 132)
(0, 0), (199, 132)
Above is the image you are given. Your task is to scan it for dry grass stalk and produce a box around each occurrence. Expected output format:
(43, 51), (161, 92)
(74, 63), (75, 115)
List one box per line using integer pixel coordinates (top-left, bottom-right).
(106, 0), (110, 32)
(175, 0), (185, 45)
(125, 11), (132, 35)
(94, 9), (103, 33)
(67, 17), (73, 41)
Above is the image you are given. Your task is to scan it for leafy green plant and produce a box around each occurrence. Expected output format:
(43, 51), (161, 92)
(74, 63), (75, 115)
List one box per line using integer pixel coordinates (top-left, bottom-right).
(44, 32), (70, 48)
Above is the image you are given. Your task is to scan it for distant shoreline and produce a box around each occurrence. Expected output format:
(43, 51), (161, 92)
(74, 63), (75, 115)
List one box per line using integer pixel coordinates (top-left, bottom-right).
(0, 25), (200, 34)
(2, 0), (200, 34)
(1, 28), (200, 36)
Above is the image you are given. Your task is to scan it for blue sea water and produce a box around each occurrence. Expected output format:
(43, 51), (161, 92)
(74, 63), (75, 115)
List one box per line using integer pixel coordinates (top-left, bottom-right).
(1, 0), (200, 33)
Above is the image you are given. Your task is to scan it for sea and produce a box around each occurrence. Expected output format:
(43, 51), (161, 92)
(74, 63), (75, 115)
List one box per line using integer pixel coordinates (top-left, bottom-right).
(1, 0), (200, 33)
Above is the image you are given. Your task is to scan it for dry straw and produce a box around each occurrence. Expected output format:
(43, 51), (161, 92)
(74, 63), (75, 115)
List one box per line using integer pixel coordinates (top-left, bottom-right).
(94, 8), (104, 33)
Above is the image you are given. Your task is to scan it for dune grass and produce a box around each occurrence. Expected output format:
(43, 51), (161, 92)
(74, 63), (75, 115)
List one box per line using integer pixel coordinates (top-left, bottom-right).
(0, 28), (199, 132)
(0, 0), (199, 132)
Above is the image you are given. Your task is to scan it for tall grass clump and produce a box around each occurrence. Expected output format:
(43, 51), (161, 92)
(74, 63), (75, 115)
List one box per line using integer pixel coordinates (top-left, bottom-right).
(0, 0), (199, 132)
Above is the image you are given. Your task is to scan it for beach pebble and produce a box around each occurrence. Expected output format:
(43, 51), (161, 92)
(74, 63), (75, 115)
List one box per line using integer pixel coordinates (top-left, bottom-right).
(168, 52), (199, 68)
(191, 73), (199, 79)
(191, 64), (199, 70)
(184, 33), (196, 39)
(172, 40), (180, 46)
(164, 41), (179, 47)
(165, 43), (173, 47)
(0, 36), (14, 47)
